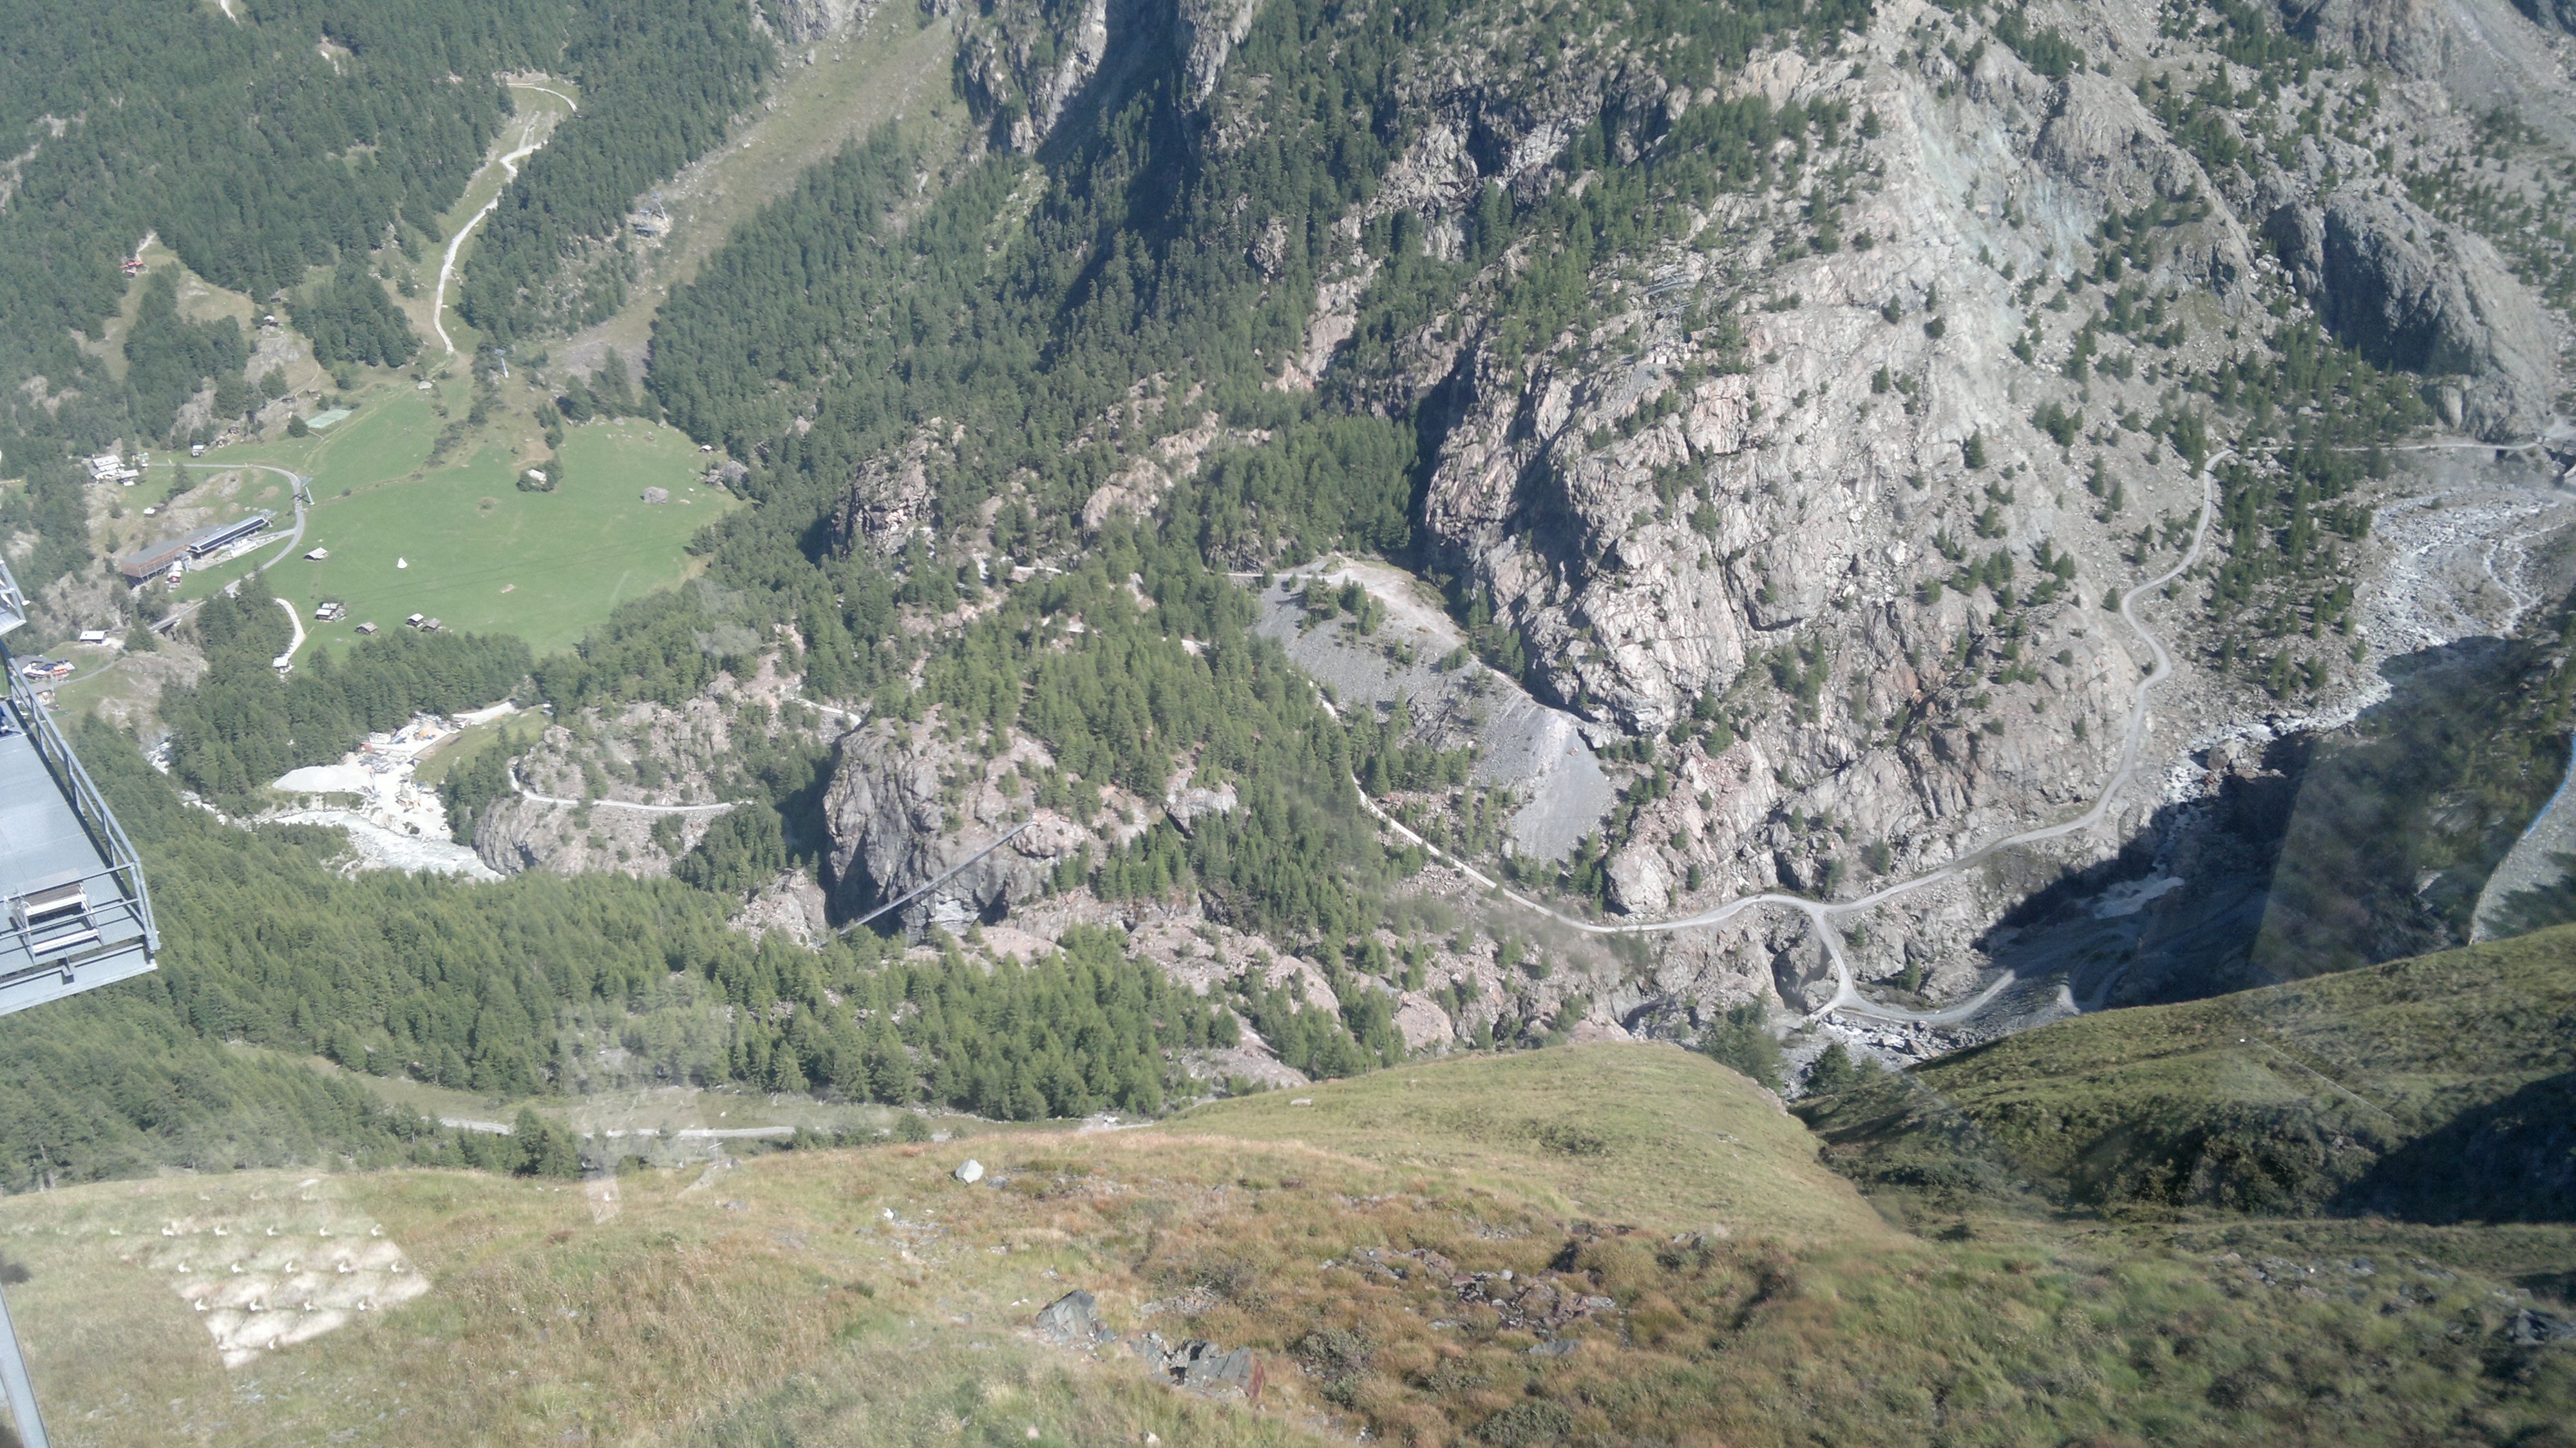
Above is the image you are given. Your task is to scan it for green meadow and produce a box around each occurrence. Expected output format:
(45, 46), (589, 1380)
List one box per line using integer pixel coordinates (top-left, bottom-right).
(180, 402), (737, 658)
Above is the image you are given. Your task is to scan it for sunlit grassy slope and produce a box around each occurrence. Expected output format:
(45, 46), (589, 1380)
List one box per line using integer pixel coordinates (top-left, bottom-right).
(0, 1043), (2567, 1447)
(1804, 925), (2576, 1216)
(1175, 1040), (1886, 1241)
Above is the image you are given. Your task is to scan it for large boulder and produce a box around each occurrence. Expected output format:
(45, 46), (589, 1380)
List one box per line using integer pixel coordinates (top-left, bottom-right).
(2267, 187), (2559, 439)
(1033, 1288), (1114, 1346)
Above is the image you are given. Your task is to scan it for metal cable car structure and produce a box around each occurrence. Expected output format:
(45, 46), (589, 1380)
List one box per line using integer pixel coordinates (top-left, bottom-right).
(0, 553), (160, 1448)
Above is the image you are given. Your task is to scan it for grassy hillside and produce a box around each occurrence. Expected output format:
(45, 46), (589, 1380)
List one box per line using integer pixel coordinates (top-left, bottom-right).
(1175, 1042), (1886, 1242)
(1802, 926), (2576, 1217)
(0, 1043), (2567, 1447)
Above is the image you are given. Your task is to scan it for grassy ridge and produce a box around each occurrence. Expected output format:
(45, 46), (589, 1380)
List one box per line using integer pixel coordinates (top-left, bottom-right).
(0, 1045), (2566, 1447)
(1804, 926), (2576, 1215)
(1177, 1042), (1887, 1242)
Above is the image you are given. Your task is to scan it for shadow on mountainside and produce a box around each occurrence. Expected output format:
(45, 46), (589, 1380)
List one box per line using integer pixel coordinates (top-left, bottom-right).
(1967, 629), (2573, 1013)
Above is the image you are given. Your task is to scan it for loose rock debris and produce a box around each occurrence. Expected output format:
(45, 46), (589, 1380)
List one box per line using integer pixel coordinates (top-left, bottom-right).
(1030, 1288), (1265, 1402)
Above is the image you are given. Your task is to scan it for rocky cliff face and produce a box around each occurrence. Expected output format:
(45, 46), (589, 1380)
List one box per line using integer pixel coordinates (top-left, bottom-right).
(2268, 186), (2559, 437)
(819, 719), (1097, 929)
(472, 667), (823, 879)
(761, 0), (878, 42)
(954, 0), (1255, 151)
(511, 0), (2576, 1069)
(2280, 0), (2576, 145)
(1172, 0), (1262, 108)
(2515, 0), (2576, 33)
(1334, 6), (2249, 916)
(954, 0), (1113, 152)
(1138, 0), (2564, 1019)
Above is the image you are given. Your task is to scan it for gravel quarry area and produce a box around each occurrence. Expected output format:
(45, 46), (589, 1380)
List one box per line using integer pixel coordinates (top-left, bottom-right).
(267, 807), (500, 881)
(1251, 560), (1613, 861)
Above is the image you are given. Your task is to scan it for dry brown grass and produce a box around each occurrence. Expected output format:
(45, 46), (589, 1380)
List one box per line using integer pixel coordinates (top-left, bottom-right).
(1173, 1040), (1889, 1241)
(0, 1045), (2564, 1447)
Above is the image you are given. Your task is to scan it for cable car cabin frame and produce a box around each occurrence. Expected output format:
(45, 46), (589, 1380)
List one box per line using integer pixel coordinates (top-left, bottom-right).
(0, 559), (158, 1016)
(0, 555), (162, 1447)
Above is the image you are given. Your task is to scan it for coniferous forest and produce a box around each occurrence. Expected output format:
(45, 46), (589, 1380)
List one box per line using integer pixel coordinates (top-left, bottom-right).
(0, 0), (766, 589)
(4, 0), (2561, 1208)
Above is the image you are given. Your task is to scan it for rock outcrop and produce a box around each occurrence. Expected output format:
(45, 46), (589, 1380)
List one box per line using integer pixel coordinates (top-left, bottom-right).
(2515, 0), (2576, 33)
(832, 426), (943, 555)
(761, 0), (877, 42)
(819, 722), (1092, 928)
(2278, 0), (2576, 148)
(955, 0), (1111, 151)
(2268, 186), (2560, 438)
(1174, 0), (1262, 108)
(957, 0), (1260, 151)
(1370, 15), (2244, 909)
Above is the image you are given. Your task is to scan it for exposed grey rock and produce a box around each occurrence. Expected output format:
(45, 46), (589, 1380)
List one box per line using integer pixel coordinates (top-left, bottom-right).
(2268, 187), (2559, 439)
(2508, 1307), (2576, 1345)
(2514, 0), (2576, 33)
(953, 1157), (984, 1184)
(761, 0), (877, 42)
(1162, 777), (1238, 835)
(1034, 1289), (1113, 1346)
(2278, 0), (2576, 147)
(1605, 844), (1671, 915)
(1167, 1339), (1258, 1396)
(832, 428), (943, 555)
(819, 722), (1092, 929)
(2278, 0), (2450, 77)
(728, 870), (833, 945)
(955, 0), (1110, 151)
(1175, 0), (1262, 108)
(1248, 566), (1613, 861)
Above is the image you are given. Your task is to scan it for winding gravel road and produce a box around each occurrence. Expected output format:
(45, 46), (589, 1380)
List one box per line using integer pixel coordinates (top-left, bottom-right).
(431, 82), (576, 356)
(272, 596), (305, 663)
(136, 462), (309, 644)
(1358, 452), (2226, 1027)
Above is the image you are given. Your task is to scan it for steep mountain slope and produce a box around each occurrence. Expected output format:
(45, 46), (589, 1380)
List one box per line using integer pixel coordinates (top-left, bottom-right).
(8, 0), (2576, 1246)
(1799, 922), (2576, 1215)
(625, 0), (2573, 1032)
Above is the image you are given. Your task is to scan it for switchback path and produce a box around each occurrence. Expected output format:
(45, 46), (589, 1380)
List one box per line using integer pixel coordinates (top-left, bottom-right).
(1356, 452), (2225, 1027)
(142, 463), (308, 642)
(431, 82), (576, 356)
(176, 461), (308, 570)
(272, 596), (305, 664)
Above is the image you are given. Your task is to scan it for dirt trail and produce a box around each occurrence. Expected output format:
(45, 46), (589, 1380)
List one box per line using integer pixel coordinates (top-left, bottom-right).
(507, 763), (734, 815)
(431, 84), (576, 356)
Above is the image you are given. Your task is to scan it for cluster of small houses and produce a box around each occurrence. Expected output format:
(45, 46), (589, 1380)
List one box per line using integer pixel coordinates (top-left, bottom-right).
(107, 520), (447, 678)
